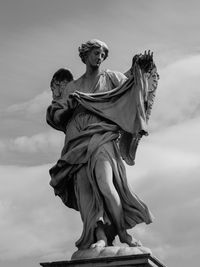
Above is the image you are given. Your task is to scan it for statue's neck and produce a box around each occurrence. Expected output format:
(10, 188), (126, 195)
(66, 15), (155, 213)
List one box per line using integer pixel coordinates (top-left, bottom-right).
(85, 65), (101, 79)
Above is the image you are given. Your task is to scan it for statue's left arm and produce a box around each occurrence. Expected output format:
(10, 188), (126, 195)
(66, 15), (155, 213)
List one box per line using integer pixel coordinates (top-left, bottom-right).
(124, 50), (159, 121)
(119, 51), (159, 165)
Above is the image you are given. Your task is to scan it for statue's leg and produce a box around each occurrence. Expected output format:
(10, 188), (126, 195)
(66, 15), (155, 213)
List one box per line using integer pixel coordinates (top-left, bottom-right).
(76, 167), (107, 249)
(95, 159), (123, 229)
(95, 158), (140, 247)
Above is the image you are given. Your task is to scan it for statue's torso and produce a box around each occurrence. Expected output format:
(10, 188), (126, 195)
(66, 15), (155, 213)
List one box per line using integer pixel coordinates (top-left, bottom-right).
(63, 70), (127, 142)
(62, 70), (127, 98)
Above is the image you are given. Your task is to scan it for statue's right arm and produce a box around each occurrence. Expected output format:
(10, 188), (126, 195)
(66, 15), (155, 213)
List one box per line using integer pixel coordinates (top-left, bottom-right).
(46, 81), (76, 132)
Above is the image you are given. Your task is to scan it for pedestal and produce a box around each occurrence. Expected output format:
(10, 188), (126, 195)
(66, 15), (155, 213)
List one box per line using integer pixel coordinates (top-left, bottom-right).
(40, 253), (166, 267)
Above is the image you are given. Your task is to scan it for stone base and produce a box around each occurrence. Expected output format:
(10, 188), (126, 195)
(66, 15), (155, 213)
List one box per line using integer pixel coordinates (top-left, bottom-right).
(40, 252), (166, 267)
(71, 245), (152, 260)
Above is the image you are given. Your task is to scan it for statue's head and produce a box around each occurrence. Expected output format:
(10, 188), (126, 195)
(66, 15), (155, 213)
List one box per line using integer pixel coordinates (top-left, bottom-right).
(78, 39), (109, 64)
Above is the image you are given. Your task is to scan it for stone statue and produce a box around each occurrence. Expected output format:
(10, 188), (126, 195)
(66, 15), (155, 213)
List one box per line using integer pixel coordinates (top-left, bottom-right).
(46, 39), (159, 257)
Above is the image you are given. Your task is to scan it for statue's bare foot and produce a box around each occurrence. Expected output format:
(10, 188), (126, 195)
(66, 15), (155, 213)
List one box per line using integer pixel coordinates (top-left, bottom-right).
(90, 239), (107, 249)
(91, 221), (107, 249)
(119, 230), (141, 247)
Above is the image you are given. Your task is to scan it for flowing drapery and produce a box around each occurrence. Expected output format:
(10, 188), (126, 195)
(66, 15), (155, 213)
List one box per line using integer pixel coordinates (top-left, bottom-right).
(46, 67), (153, 249)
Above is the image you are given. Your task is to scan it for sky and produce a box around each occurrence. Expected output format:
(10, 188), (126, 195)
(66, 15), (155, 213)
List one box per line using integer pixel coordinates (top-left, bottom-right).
(0, 0), (200, 266)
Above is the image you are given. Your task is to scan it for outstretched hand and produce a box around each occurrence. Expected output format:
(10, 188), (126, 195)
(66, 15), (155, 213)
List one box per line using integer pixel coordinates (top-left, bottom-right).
(132, 50), (154, 74)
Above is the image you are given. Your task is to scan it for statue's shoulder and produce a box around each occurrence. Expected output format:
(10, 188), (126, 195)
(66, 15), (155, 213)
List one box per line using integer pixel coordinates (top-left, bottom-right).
(62, 80), (76, 98)
(62, 75), (85, 98)
(105, 69), (128, 87)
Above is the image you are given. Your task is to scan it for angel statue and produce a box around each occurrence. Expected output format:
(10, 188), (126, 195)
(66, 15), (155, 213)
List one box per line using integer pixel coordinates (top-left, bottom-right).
(46, 39), (159, 256)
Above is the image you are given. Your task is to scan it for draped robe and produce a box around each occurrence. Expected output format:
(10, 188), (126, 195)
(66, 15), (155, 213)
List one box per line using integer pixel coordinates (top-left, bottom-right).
(46, 67), (154, 249)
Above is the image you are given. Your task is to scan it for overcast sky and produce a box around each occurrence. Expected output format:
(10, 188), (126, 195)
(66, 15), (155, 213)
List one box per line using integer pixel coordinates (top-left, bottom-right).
(0, 1), (200, 267)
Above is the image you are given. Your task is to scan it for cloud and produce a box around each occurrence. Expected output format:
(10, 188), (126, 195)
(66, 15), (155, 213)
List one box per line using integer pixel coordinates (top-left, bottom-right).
(6, 91), (52, 115)
(0, 92), (63, 164)
(0, 164), (80, 262)
(151, 54), (200, 130)
(0, 130), (64, 165)
(125, 117), (200, 266)
(0, 89), (53, 140)
(132, 165), (200, 267)
(8, 131), (63, 154)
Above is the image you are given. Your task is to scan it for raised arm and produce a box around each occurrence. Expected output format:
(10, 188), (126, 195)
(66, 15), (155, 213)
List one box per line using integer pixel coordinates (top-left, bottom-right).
(120, 51), (159, 165)
(124, 51), (159, 118)
(124, 51), (155, 77)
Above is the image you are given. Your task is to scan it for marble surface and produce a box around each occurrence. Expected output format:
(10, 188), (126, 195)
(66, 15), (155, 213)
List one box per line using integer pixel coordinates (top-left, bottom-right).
(71, 245), (152, 260)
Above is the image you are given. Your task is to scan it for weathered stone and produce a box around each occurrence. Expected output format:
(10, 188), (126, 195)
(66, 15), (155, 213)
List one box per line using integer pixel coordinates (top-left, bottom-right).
(40, 253), (166, 267)
(47, 42), (158, 251)
(71, 246), (151, 260)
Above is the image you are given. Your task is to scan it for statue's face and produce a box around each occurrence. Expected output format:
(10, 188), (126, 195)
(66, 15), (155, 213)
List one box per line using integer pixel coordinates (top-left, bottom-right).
(86, 47), (105, 67)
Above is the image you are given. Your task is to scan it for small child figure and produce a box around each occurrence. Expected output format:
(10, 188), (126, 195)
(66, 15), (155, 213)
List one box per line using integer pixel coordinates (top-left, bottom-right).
(50, 68), (73, 100)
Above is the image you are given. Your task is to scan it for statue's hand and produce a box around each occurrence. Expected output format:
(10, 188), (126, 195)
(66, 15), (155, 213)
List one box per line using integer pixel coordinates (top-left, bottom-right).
(131, 50), (154, 74)
(51, 79), (71, 100)
(51, 82), (62, 100)
(138, 50), (154, 73)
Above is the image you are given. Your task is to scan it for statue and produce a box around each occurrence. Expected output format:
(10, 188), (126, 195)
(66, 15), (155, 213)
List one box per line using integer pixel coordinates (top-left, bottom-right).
(46, 39), (159, 257)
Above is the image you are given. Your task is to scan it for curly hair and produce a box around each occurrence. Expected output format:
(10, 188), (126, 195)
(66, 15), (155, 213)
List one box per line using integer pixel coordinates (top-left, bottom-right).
(78, 39), (109, 64)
